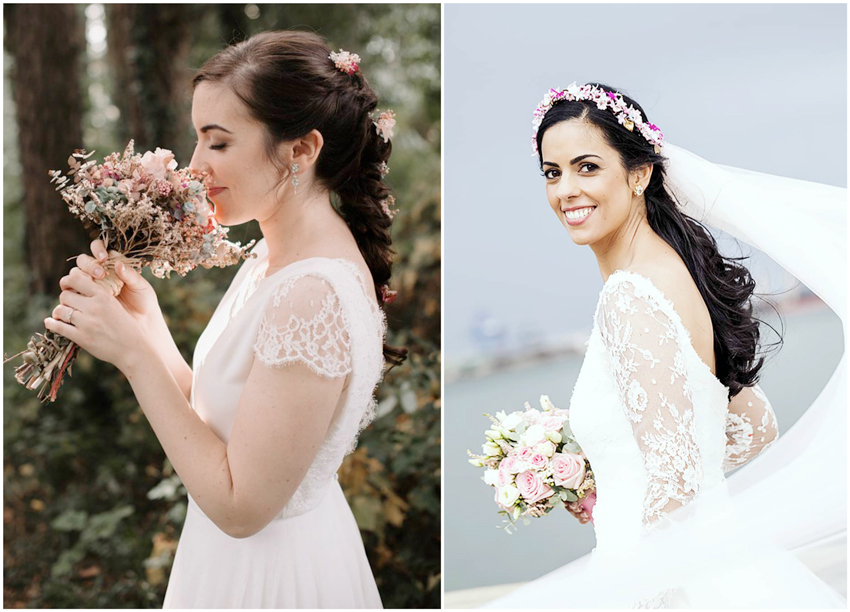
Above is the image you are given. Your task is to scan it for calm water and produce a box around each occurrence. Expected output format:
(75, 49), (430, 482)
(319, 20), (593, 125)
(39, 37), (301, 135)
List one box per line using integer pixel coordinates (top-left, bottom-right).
(444, 305), (845, 591)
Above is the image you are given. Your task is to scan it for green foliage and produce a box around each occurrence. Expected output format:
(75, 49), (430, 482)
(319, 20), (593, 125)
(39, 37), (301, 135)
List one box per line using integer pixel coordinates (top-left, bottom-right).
(4, 4), (440, 609)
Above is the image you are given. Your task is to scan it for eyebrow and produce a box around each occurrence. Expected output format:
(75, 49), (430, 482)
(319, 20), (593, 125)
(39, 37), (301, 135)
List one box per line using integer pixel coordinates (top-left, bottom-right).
(542, 154), (602, 168)
(200, 124), (233, 135)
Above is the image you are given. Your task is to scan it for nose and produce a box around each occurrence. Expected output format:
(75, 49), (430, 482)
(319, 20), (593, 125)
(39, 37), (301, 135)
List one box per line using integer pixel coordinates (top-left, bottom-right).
(555, 173), (580, 205)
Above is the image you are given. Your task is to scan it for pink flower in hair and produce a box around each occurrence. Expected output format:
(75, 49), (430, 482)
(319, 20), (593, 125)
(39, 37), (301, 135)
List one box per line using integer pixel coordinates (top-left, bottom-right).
(329, 49), (360, 75)
(374, 110), (396, 143)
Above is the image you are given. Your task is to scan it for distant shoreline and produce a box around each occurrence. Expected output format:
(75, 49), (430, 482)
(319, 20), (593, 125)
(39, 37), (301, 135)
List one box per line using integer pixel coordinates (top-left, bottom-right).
(446, 295), (832, 384)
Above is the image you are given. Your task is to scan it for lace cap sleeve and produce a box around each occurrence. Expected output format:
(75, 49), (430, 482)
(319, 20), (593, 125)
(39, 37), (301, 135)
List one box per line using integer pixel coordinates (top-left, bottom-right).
(723, 384), (778, 472)
(253, 273), (352, 379)
(597, 275), (703, 529)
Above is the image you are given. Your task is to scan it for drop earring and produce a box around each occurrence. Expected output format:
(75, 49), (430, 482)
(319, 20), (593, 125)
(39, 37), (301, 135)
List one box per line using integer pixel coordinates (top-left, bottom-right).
(291, 163), (299, 195)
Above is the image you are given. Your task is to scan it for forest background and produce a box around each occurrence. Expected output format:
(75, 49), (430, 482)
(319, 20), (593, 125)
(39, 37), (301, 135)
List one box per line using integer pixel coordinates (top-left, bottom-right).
(3, 4), (441, 608)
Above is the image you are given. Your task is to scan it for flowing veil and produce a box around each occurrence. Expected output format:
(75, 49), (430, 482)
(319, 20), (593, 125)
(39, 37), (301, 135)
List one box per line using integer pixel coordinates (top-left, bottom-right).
(664, 142), (847, 554)
(485, 143), (847, 608)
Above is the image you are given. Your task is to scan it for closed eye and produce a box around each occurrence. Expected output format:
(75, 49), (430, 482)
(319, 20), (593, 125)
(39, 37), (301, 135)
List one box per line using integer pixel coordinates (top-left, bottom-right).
(209, 143), (227, 151)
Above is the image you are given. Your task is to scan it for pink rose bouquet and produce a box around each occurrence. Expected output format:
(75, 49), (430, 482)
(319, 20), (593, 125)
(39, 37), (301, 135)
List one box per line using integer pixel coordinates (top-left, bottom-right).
(468, 395), (596, 533)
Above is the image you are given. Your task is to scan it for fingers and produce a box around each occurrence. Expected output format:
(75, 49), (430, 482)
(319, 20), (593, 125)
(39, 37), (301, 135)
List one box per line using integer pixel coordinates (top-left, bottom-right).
(90, 239), (108, 262)
(76, 253), (106, 280)
(51, 302), (80, 325)
(44, 316), (81, 344)
(58, 288), (87, 311)
(60, 268), (101, 297)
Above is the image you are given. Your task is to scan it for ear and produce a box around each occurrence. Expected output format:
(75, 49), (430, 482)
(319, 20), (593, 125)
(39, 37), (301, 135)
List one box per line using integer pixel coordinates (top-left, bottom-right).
(630, 162), (653, 193)
(286, 129), (324, 173)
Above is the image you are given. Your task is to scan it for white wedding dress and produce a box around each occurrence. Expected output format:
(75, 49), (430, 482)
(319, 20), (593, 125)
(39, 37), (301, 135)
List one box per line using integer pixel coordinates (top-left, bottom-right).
(484, 144), (847, 609)
(162, 237), (385, 608)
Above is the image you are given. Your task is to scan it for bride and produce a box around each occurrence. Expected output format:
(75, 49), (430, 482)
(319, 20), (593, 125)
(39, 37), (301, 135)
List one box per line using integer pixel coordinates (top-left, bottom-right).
(43, 31), (403, 608)
(484, 82), (846, 608)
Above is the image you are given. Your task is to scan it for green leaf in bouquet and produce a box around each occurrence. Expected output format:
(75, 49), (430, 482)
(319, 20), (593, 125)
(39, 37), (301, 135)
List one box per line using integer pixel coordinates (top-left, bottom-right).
(563, 490), (578, 502)
(562, 438), (582, 454)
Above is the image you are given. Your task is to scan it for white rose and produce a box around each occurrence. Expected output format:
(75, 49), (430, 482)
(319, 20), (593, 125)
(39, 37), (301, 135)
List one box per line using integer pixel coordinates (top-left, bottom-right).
(485, 429), (501, 440)
(540, 395), (556, 412)
(498, 484), (520, 508)
(536, 440), (556, 458)
(483, 469), (500, 486)
(521, 424), (546, 447)
(546, 431), (562, 444)
(501, 411), (524, 432)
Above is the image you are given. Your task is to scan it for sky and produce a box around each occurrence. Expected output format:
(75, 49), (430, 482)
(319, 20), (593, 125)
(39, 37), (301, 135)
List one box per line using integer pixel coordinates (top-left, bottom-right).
(444, 3), (847, 364)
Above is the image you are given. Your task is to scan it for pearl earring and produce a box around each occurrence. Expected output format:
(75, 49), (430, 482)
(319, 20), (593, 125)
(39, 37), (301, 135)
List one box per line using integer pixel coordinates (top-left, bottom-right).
(634, 185), (643, 196)
(291, 163), (299, 195)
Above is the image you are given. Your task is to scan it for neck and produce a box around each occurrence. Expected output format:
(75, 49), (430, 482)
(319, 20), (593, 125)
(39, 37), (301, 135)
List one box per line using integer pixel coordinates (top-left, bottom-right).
(258, 188), (346, 268)
(591, 208), (655, 282)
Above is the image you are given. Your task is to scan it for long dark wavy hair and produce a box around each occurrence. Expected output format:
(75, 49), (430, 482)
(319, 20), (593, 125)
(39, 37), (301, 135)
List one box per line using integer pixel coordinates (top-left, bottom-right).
(192, 30), (406, 365)
(536, 83), (781, 398)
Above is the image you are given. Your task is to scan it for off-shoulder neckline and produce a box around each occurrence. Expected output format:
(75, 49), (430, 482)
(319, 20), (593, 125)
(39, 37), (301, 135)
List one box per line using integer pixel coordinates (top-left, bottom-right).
(602, 269), (729, 393)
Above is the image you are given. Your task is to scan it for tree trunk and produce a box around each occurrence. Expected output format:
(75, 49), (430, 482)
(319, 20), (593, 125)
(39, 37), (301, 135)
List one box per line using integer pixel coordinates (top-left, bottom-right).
(105, 4), (199, 165)
(4, 4), (89, 296)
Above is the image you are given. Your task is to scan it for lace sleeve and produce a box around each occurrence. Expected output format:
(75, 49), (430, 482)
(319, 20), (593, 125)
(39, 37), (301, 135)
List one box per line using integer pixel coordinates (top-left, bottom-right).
(723, 384), (778, 472)
(598, 278), (703, 529)
(253, 273), (352, 379)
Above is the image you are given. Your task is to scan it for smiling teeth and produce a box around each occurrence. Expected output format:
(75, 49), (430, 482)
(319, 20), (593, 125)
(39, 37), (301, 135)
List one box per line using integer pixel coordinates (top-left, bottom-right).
(565, 207), (595, 220)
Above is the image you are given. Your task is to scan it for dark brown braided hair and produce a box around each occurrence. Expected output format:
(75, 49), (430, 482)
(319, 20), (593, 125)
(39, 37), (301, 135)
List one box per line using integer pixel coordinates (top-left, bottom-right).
(192, 30), (406, 365)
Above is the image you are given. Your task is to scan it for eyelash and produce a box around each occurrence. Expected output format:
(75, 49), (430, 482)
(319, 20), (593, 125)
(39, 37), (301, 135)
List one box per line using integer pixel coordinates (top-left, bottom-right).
(542, 162), (597, 179)
(194, 141), (228, 151)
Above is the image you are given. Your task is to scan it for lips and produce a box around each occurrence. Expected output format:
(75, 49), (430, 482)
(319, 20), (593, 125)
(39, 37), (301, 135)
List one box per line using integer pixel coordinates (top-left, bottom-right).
(207, 187), (226, 196)
(563, 206), (596, 226)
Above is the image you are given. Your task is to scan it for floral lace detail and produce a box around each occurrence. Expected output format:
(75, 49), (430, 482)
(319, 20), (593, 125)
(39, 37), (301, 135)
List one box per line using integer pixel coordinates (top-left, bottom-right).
(722, 383), (779, 472)
(253, 274), (352, 379)
(597, 275), (703, 528)
(632, 588), (675, 608)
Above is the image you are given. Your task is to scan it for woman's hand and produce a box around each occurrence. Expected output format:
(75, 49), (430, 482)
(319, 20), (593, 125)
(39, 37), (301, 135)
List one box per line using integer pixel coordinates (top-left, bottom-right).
(74, 239), (164, 329)
(45, 260), (153, 373)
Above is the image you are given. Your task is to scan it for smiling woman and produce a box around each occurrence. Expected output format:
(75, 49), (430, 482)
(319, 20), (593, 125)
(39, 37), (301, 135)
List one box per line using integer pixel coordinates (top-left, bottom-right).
(474, 80), (847, 609)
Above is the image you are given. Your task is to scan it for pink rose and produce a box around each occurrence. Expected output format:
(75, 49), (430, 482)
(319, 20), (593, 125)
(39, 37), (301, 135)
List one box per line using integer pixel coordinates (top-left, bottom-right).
(517, 446), (534, 462)
(551, 453), (586, 489)
(515, 470), (554, 504)
(499, 455), (522, 475)
(542, 417), (564, 432)
(529, 453), (548, 470)
(141, 147), (178, 181)
(581, 491), (597, 525)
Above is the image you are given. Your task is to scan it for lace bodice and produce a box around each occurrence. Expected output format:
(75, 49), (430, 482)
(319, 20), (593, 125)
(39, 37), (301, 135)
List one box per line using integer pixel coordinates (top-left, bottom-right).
(189, 239), (386, 520)
(568, 270), (779, 608)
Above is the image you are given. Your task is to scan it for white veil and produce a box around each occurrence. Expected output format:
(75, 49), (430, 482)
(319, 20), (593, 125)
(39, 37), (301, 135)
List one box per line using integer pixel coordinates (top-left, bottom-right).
(663, 142), (847, 552)
(485, 143), (847, 608)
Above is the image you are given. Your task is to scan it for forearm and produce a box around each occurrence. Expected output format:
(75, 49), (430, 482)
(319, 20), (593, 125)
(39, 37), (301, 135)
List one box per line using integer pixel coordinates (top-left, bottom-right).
(122, 346), (239, 536)
(144, 316), (193, 402)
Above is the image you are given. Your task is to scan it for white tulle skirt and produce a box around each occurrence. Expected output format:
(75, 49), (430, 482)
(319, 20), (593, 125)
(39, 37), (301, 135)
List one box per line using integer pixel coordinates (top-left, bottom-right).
(163, 480), (382, 609)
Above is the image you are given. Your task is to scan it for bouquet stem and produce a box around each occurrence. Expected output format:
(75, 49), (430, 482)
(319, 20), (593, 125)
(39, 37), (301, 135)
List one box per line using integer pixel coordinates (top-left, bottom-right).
(5, 253), (140, 403)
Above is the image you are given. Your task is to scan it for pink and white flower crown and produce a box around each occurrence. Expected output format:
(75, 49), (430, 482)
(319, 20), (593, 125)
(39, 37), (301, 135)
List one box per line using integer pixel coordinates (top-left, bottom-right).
(531, 82), (664, 156)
